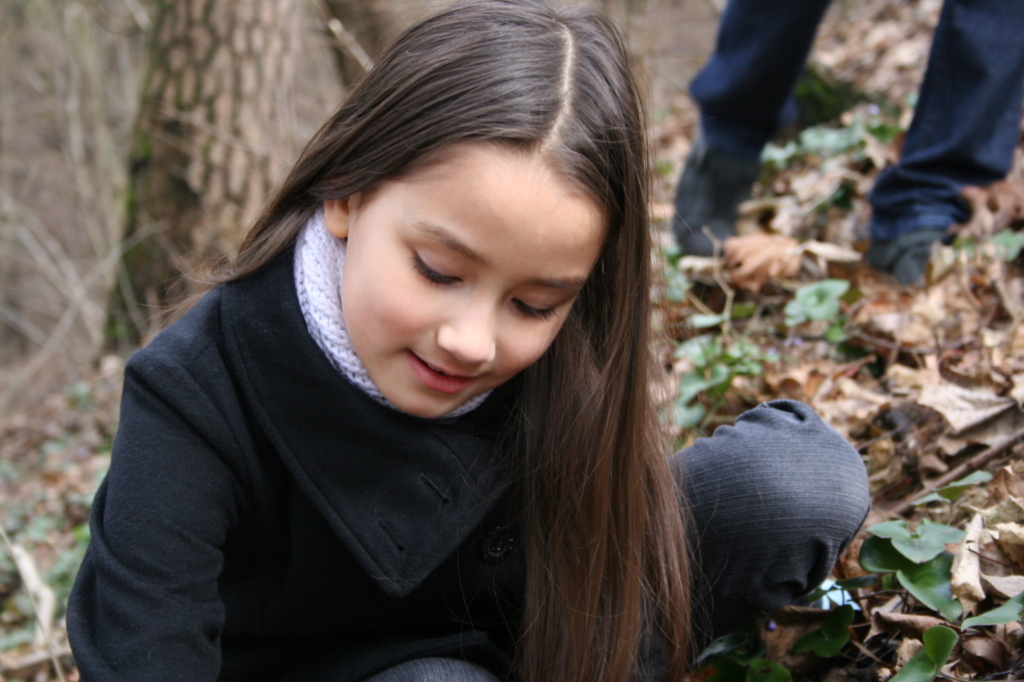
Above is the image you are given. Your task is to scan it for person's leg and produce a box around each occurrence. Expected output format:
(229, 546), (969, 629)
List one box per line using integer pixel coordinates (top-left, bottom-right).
(674, 0), (834, 255)
(362, 658), (500, 682)
(671, 400), (870, 641)
(867, 0), (1024, 284)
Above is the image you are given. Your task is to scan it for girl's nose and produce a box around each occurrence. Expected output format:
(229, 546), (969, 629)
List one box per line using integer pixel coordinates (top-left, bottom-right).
(436, 309), (497, 367)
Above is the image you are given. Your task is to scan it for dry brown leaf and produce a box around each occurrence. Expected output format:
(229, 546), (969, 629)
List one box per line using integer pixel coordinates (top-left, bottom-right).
(723, 233), (801, 292)
(937, 406), (1024, 454)
(951, 514), (985, 614)
(873, 610), (946, 638)
(979, 498), (1024, 527)
(866, 595), (906, 642)
(916, 383), (1016, 434)
(981, 573), (1024, 598)
(895, 638), (923, 668)
(1012, 374), (1024, 409)
(987, 179), (1024, 227)
(987, 465), (1024, 504)
(994, 523), (1024, 570)
(959, 633), (1012, 673)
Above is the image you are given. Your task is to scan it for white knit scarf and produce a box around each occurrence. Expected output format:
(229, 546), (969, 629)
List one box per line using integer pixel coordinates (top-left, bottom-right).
(293, 207), (490, 418)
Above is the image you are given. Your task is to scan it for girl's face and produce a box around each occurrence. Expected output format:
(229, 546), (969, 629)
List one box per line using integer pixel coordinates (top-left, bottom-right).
(324, 143), (605, 418)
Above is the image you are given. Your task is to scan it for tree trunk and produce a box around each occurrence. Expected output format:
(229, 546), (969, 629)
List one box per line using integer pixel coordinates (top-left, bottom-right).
(109, 0), (343, 345)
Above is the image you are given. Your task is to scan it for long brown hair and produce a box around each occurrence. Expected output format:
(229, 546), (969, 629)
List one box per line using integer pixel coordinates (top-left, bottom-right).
(215, 1), (691, 679)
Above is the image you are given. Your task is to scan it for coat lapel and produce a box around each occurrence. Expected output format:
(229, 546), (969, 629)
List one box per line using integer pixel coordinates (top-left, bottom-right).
(221, 254), (513, 598)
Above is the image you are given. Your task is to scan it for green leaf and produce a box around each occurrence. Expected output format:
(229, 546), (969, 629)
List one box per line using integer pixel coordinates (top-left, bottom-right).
(673, 400), (706, 430)
(868, 520), (965, 564)
(859, 535), (915, 573)
(897, 552), (963, 622)
(837, 575), (880, 590)
(707, 659), (748, 682)
(795, 279), (850, 321)
(914, 471), (994, 505)
(888, 626), (958, 682)
(890, 648), (939, 682)
(922, 625), (958, 667)
(792, 605), (854, 657)
(991, 229), (1024, 261)
(696, 629), (756, 665)
(731, 302), (757, 319)
(825, 322), (848, 343)
(692, 313), (727, 329)
(675, 334), (719, 367)
(745, 659), (791, 682)
(962, 591), (1024, 629)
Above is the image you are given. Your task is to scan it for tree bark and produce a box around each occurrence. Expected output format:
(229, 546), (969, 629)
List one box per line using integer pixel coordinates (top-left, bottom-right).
(109, 0), (343, 344)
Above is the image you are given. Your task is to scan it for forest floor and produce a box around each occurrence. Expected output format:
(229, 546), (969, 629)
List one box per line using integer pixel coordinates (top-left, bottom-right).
(2, 0), (1024, 680)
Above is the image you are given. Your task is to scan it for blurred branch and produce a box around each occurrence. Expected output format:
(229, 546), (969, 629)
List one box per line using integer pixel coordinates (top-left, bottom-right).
(0, 527), (66, 682)
(312, 0), (373, 72)
(0, 222), (164, 412)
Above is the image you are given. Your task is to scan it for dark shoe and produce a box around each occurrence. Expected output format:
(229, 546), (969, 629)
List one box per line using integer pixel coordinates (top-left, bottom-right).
(865, 229), (948, 285)
(672, 136), (762, 257)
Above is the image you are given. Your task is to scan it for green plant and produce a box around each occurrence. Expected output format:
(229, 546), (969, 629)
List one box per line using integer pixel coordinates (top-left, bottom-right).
(991, 229), (1024, 261)
(792, 604), (855, 657)
(784, 279), (850, 332)
(889, 626), (958, 682)
(672, 334), (778, 429)
(859, 521), (965, 622)
(962, 591), (1024, 629)
(915, 471), (993, 505)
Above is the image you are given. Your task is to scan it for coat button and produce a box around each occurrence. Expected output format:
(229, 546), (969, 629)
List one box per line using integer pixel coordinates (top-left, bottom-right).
(479, 526), (515, 564)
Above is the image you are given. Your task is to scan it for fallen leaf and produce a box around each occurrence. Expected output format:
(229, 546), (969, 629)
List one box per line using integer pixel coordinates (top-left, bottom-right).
(951, 515), (985, 614)
(1012, 374), (1024, 409)
(987, 465), (1024, 504)
(993, 523), (1024, 570)
(724, 233), (801, 292)
(894, 637), (923, 668)
(937, 407), (1024, 454)
(981, 574), (1024, 599)
(979, 498), (1024, 528)
(959, 633), (1012, 673)
(873, 611), (946, 639)
(916, 383), (1016, 434)
(801, 241), (862, 263)
(866, 595), (907, 642)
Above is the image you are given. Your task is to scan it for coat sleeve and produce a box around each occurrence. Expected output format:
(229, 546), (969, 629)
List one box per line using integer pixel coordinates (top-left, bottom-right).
(68, 343), (251, 682)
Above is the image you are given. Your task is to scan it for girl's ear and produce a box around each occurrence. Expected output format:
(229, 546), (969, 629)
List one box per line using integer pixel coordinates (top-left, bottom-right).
(323, 198), (352, 239)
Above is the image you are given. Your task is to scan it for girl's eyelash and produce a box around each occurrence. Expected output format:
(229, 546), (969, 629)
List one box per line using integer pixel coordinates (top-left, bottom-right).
(414, 254), (555, 320)
(514, 300), (557, 320)
(413, 255), (458, 285)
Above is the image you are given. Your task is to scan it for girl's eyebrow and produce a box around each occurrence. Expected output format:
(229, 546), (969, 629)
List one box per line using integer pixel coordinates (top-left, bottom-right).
(413, 221), (486, 264)
(414, 220), (588, 292)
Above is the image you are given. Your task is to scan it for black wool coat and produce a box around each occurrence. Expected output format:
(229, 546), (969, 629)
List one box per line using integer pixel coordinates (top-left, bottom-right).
(67, 253), (527, 682)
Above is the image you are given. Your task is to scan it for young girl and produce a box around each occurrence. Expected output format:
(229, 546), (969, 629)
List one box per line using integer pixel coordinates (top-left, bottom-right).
(67, 2), (870, 681)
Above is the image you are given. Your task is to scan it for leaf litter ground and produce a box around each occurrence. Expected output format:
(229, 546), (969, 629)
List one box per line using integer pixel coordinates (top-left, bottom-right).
(2, 0), (1024, 679)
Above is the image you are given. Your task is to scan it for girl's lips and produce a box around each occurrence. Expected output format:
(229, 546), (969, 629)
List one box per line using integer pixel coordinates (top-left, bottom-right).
(407, 351), (475, 395)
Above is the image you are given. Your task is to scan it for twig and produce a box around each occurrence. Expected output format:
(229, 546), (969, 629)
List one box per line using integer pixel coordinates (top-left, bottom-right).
(0, 528), (67, 682)
(684, 291), (717, 317)
(311, 0), (373, 72)
(884, 424), (1024, 516)
(850, 639), (887, 666)
(0, 223), (163, 412)
(967, 547), (1015, 569)
(327, 18), (373, 72)
(0, 648), (73, 678)
(705, 226), (735, 336)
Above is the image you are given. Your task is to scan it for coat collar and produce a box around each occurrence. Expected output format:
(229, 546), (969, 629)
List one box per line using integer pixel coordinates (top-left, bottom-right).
(220, 252), (515, 598)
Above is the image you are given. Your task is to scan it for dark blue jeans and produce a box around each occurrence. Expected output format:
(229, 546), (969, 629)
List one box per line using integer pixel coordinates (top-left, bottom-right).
(691, 0), (1024, 241)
